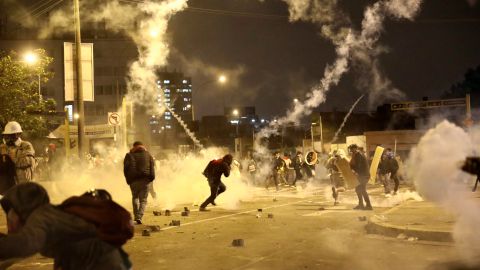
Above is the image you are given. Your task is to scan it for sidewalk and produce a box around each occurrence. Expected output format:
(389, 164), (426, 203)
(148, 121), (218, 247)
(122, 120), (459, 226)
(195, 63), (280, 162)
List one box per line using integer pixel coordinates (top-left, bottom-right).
(366, 200), (455, 242)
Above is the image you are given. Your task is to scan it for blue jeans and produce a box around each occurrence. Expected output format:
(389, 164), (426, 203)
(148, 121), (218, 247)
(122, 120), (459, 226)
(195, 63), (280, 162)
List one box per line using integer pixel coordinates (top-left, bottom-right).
(130, 180), (149, 220)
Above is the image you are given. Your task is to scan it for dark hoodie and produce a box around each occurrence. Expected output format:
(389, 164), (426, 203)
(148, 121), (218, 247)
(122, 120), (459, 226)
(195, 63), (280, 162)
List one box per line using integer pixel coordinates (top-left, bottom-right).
(123, 145), (155, 185)
(0, 183), (127, 270)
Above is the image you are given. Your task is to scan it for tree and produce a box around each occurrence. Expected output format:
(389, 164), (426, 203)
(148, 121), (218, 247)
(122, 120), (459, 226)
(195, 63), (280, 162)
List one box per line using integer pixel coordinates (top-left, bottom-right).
(0, 49), (56, 139)
(442, 65), (480, 100)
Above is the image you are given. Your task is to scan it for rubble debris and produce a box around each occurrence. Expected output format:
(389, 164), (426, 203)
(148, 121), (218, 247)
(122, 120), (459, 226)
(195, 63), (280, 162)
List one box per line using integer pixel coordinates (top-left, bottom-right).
(169, 220), (181, 226)
(153, 211), (162, 216)
(165, 210), (171, 216)
(257, 209), (263, 212)
(149, 225), (161, 232)
(397, 233), (407, 240)
(181, 211), (189, 217)
(267, 213), (274, 219)
(232, 239), (245, 247)
(407, 237), (418, 242)
(318, 207), (326, 211)
(142, 230), (151, 236)
(184, 207), (190, 213)
(358, 216), (367, 221)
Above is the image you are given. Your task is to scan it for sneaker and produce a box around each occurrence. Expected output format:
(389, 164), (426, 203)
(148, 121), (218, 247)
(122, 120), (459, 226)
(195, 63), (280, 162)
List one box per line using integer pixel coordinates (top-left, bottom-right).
(353, 205), (365, 210)
(199, 207), (210, 212)
(135, 219), (142, 225)
(363, 205), (373, 210)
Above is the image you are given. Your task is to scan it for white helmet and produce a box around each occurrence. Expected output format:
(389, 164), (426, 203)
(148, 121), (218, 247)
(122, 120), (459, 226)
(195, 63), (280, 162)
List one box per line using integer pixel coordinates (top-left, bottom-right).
(3, 121), (23, 134)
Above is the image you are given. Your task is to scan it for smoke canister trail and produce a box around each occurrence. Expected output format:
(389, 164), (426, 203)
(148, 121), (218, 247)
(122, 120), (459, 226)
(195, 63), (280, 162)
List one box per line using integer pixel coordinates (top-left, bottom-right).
(165, 106), (204, 149)
(330, 94), (365, 144)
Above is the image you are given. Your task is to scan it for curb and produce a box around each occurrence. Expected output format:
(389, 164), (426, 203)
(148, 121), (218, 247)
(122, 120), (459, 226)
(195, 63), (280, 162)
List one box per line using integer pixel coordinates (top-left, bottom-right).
(365, 202), (453, 242)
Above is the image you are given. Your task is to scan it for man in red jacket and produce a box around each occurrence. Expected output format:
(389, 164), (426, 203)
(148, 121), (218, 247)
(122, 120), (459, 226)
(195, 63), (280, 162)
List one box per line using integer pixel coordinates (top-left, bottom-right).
(200, 154), (233, 211)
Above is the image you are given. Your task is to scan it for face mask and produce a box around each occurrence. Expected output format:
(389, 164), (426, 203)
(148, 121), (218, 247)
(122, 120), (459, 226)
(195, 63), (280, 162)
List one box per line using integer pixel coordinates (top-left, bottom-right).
(3, 137), (20, 147)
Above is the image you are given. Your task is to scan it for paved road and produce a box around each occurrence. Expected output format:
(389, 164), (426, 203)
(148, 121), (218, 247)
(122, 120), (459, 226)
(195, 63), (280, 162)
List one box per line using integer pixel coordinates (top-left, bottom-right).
(1, 186), (463, 270)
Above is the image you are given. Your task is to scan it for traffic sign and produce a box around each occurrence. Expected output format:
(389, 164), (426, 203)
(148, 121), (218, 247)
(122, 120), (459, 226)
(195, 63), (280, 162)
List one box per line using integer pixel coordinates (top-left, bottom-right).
(108, 112), (121, 126)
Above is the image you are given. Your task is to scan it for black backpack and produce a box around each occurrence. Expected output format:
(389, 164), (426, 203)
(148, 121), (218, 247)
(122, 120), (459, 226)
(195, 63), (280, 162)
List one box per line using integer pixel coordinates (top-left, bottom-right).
(202, 160), (217, 179)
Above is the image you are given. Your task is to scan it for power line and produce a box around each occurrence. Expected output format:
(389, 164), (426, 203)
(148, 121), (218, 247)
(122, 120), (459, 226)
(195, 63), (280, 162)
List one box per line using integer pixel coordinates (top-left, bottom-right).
(32, 0), (64, 19)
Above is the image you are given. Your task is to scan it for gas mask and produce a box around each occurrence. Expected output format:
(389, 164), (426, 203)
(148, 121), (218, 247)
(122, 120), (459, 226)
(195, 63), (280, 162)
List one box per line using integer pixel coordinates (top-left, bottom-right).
(3, 134), (21, 147)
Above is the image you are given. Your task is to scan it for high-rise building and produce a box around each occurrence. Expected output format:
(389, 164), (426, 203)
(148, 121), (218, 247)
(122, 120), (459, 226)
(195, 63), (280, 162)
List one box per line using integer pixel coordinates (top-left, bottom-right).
(149, 71), (193, 148)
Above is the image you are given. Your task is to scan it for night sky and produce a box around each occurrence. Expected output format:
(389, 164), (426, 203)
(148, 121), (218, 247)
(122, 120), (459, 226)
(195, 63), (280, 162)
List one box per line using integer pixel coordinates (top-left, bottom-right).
(167, 0), (480, 118)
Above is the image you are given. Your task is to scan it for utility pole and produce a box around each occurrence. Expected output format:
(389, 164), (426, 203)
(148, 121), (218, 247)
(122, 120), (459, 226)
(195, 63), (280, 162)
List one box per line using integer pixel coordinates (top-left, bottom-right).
(74, 0), (85, 157)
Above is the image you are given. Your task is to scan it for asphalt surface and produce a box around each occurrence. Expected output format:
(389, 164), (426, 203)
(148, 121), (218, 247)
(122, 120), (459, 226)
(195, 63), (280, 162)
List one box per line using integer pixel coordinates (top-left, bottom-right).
(0, 185), (465, 270)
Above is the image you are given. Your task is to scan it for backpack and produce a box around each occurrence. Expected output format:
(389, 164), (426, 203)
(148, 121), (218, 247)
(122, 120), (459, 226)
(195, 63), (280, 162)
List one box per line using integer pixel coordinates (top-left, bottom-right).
(202, 160), (217, 179)
(59, 194), (134, 247)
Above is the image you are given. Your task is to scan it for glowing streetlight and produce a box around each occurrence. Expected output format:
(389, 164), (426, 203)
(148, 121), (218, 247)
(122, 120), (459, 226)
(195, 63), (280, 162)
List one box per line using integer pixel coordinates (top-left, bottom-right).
(232, 109), (239, 116)
(23, 51), (42, 103)
(149, 29), (159, 38)
(293, 98), (299, 103)
(74, 113), (80, 120)
(24, 52), (38, 65)
(218, 75), (227, 84)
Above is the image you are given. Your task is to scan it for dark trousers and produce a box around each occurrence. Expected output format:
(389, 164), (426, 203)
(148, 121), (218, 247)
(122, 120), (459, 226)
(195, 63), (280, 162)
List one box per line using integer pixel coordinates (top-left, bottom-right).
(130, 180), (149, 221)
(293, 168), (303, 185)
(200, 180), (226, 208)
(391, 173), (399, 192)
(355, 178), (371, 207)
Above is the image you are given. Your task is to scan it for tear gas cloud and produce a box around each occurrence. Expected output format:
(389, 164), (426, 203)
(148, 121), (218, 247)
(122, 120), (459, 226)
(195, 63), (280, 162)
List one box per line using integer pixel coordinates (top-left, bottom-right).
(408, 121), (480, 265)
(45, 145), (254, 211)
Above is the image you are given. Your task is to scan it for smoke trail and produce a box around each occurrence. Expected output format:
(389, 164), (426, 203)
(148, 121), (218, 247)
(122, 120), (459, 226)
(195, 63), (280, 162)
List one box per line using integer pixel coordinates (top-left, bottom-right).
(408, 121), (480, 266)
(257, 0), (423, 144)
(329, 94), (365, 144)
(165, 106), (203, 149)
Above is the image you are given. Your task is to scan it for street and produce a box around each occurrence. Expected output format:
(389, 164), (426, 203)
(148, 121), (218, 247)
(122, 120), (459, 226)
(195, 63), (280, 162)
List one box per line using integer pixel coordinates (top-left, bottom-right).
(1, 185), (462, 270)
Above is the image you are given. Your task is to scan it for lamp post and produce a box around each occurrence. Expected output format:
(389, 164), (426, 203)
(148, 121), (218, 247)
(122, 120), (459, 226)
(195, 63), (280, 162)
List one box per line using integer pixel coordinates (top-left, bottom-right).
(232, 109), (239, 137)
(23, 52), (42, 103)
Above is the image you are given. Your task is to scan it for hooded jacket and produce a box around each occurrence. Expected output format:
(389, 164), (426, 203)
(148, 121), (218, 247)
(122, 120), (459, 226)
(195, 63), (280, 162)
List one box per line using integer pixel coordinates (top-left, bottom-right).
(0, 183), (127, 270)
(0, 140), (36, 183)
(123, 145), (155, 185)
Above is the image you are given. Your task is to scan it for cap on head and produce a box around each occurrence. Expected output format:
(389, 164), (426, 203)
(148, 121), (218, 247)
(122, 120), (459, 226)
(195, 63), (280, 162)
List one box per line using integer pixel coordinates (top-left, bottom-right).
(3, 121), (23, 135)
(133, 141), (143, 147)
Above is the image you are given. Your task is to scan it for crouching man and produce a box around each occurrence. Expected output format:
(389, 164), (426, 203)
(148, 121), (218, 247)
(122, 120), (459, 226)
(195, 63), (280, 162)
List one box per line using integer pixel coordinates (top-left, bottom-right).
(0, 182), (132, 270)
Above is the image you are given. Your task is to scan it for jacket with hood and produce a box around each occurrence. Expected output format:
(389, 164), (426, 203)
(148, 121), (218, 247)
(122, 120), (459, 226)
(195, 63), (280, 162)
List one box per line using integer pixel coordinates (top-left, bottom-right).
(0, 139), (36, 183)
(0, 183), (128, 270)
(123, 145), (155, 185)
(349, 151), (370, 181)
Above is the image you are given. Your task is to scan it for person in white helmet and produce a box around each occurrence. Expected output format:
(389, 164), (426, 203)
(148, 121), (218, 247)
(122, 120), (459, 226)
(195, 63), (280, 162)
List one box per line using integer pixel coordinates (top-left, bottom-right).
(1, 121), (36, 183)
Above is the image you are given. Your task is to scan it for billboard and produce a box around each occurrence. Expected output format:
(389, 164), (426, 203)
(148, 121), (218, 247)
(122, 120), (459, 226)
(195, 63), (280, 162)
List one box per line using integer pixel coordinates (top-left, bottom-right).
(64, 42), (94, 102)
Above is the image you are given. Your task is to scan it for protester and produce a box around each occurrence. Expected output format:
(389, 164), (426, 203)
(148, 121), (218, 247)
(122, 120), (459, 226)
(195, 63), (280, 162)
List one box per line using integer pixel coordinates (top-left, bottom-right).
(0, 144), (16, 195)
(200, 154), (233, 211)
(123, 141), (155, 225)
(326, 150), (346, 205)
(378, 152), (391, 195)
(384, 148), (400, 195)
(1, 121), (36, 183)
(0, 182), (132, 269)
(292, 151), (304, 186)
(348, 144), (373, 210)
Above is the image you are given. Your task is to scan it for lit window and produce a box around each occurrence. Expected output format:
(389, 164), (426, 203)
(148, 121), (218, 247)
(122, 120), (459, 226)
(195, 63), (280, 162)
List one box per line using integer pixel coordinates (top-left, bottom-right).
(152, 130), (156, 133)
(166, 103), (170, 107)
(164, 80), (170, 84)
(183, 98), (188, 101)
(165, 112), (171, 115)
(166, 125), (171, 129)
(157, 80), (161, 84)
(183, 80), (187, 84)
(165, 94), (170, 97)
(164, 89), (170, 93)
(165, 116), (171, 120)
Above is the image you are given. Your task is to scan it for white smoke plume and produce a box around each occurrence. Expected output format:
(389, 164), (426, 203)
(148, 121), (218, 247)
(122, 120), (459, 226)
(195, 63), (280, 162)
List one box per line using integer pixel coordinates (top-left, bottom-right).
(257, 0), (423, 143)
(408, 121), (480, 266)
(330, 94), (365, 144)
(165, 106), (203, 149)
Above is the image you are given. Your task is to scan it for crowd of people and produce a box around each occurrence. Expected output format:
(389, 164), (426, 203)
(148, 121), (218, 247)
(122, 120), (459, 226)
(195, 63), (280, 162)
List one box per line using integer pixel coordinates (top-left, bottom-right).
(0, 120), (411, 269)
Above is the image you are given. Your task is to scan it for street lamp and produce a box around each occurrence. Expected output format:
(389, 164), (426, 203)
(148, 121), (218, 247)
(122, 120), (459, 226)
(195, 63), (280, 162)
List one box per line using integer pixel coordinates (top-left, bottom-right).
(23, 52), (42, 103)
(293, 98), (299, 103)
(218, 75), (227, 84)
(232, 109), (239, 116)
(232, 109), (239, 137)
